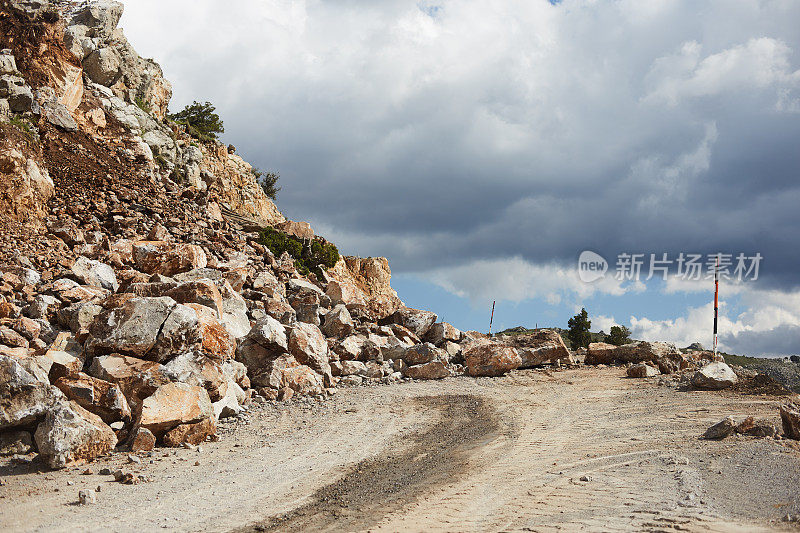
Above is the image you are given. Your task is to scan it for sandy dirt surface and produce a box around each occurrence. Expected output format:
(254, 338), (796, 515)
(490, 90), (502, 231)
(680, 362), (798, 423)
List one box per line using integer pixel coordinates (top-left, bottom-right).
(1, 366), (799, 532)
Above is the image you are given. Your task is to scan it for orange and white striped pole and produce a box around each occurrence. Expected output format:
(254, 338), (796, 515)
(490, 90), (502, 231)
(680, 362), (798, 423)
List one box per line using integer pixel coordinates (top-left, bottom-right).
(713, 255), (719, 357)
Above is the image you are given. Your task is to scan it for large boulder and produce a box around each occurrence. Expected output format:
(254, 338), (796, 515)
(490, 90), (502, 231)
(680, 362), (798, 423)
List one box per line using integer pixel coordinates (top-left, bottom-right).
(0, 355), (60, 429)
(85, 296), (201, 362)
(138, 382), (213, 437)
(330, 334), (367, 361)
(162, 418), (217, 447)
(691, 362), (738, 390)
(251, 353), (323, 395)
(163, 352), (229, 402)
(185, 304), (236, 361)
(321, 304), (354, 339)
(779, 403), (800, 440)
(464, 343), (521, 377)
(288, 322), (332, 385)
(164, 280), (223, 317)
(87, 354), (169, 412)
(70, 256), (118, 292)
(498, 330), (572, 367)
(586, 342), (620, 365)
(627, 363), (660, 378)
(54, 373), (131, 424)
(281, 364), (325, 396)
(132, 241), (207, 276)
(401, 343), (446, 366)
(83, 47), (122, 86)
(34, 400), (117, 469)
(215, 280), (251, 339)
(403, 359), (450, 380)
(423, 322), (462, 346)
(288, 290), (320, 326)
(325, 256), (402, 320)
(381, 307), (437, 338)
(586, 341), (685, 374)
(69, 0), (124, 40)
(235, 316), (288, 386)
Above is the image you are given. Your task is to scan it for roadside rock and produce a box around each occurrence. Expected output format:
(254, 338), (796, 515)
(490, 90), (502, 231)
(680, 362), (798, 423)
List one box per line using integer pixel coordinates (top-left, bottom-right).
(288, 322), (332, 385)
(403, 359), (450, 380)
(401, 343), (445, 366)
(779, 403), (800, 440)
(87, 354), (169, 412)
(162, 417), (216, 447)
(138, 382), (213, 437)
(54, 373), (131, 424)
(34, 400), (117, 469)
(464, 344), (521, 377)
(423, 322), (462, 346)
(735, 416), (777, 438)
(586, 342), (618, 365)
(692, 362), (738, 390)
(0, 355), (59, 429)
(85, 296), (201, 362)
(129, 426), (156, 452)
(185, 303), (235, 361)
(702, 416), (736, 440)
(162, 352), (227, 401)
(499, 330), (572, 367)
(627, 363), (660, 378)
(236, 316), (288, 386)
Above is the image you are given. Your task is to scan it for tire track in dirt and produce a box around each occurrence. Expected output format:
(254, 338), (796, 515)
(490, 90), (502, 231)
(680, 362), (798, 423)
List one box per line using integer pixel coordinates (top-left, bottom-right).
(237, 394), (502, 533)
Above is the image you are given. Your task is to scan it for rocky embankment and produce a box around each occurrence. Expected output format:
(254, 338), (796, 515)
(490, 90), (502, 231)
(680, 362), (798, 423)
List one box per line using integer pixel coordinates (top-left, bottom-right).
(1, 0), (799, 481)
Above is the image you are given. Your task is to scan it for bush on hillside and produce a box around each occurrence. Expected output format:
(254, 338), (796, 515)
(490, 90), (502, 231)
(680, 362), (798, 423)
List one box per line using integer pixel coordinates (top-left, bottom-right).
(168, 101), (224, 141)
(254, 168), (280, 200)
(259, 227), (339, 278)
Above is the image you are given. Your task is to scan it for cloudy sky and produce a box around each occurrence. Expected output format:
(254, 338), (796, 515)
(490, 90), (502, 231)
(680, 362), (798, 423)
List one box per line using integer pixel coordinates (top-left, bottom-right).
(122, 0), (800, 356)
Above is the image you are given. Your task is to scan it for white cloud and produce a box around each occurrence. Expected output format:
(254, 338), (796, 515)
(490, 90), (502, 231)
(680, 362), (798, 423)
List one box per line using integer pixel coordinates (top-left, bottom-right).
(422, 256), (630, 307)
(644, 37), (800, 107)
(593, 314), (619, 334)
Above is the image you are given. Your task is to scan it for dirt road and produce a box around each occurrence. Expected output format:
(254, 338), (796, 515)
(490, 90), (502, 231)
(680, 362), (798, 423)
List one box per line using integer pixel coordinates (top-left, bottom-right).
(2, 367), (799, 532)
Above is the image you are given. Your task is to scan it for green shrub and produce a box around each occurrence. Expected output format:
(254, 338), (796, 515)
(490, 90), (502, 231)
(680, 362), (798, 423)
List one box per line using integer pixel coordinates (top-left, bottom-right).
(253, 168), (280, 200)
(168, 101), (224, 141)
(604, 325), (631, 346)
(567, 308), (592, 349)
(9, 116), (35, 140)
(259, 227), (339, 278)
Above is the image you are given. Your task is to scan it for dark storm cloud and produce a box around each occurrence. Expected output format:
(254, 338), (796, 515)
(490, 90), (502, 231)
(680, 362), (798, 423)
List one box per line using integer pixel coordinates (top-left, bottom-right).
(121, 0), (800, 289)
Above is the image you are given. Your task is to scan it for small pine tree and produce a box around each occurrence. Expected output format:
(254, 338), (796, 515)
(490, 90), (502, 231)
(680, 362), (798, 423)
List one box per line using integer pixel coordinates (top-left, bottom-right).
(605, 325), (631, 346)
(168, 101), (224, 140)
(253, 169), (281, 200)
(567, 308), (592, 349)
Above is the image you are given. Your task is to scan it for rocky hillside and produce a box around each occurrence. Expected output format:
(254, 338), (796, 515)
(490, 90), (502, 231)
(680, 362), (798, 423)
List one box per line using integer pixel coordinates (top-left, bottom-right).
(0, 0), (782, 472)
